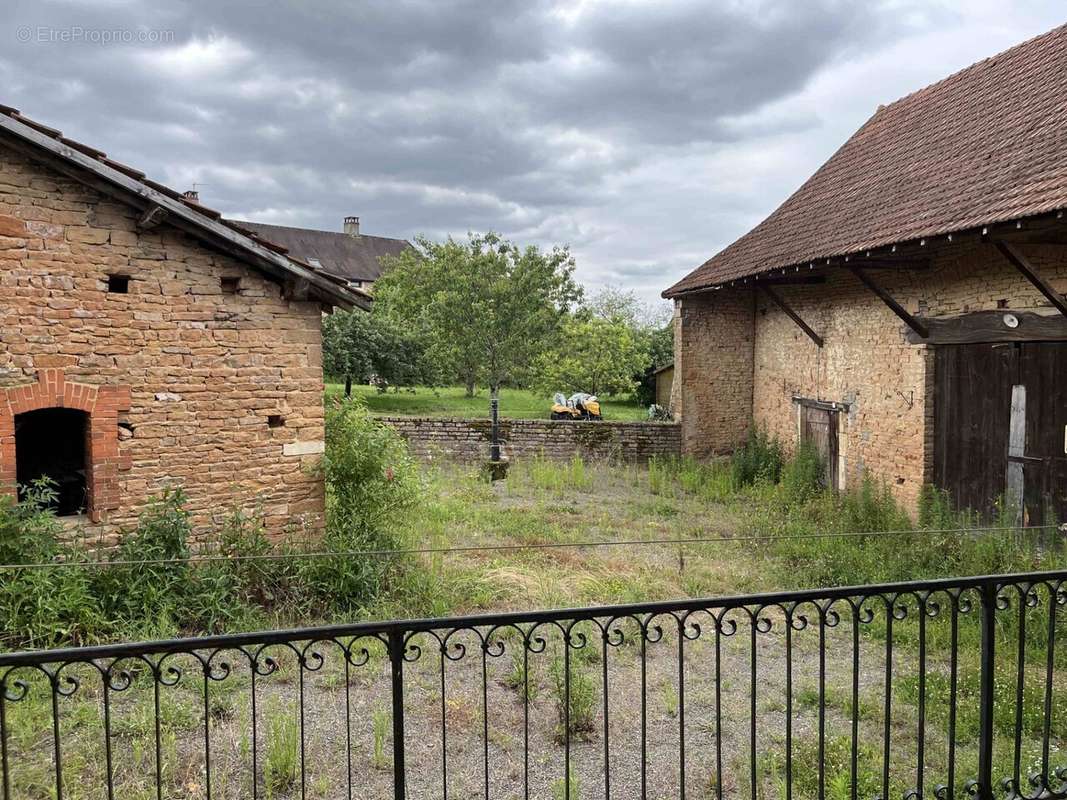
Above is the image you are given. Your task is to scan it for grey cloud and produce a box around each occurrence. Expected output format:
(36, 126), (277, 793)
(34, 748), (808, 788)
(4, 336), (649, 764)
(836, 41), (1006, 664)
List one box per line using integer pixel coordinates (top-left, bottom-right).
(2, 0), (1049, 300)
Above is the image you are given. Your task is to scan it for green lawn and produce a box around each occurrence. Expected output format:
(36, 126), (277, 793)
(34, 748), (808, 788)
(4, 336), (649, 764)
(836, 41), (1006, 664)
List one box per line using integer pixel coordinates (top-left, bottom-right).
(324, 383), (648, 421)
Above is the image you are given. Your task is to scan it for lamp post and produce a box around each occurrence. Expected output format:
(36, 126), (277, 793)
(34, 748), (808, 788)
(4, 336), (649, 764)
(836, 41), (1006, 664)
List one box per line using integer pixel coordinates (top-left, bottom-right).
(490, 397), (501, 462)
(483, 395), (509, 481)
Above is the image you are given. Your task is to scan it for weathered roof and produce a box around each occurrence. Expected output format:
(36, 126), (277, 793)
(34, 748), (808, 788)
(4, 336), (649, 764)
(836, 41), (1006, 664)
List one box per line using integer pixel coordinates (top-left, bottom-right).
(665, 24), (1067, 297)
(230, 221), (410, 283)
(0, 105), (370, 310)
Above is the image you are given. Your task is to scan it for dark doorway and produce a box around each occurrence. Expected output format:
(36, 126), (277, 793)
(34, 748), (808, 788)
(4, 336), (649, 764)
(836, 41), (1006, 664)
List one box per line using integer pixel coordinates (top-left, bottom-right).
(934, 342), (1067, 523)
(798, 401), (840, 490)
(15, 408), (89, 516)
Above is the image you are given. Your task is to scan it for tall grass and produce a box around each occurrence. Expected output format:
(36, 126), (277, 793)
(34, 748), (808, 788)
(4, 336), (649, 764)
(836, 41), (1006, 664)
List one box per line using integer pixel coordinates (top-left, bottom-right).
(264, 709), (299, 798)
(0, 399), (424, 649)
(644, 431), (1059, 590)
(521, 453), (592, 494)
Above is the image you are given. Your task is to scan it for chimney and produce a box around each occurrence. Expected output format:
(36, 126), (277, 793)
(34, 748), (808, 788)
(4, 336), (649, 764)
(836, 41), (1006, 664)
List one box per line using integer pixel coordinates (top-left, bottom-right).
(343, 215), (360, 236)
(182, 189), (200, 204)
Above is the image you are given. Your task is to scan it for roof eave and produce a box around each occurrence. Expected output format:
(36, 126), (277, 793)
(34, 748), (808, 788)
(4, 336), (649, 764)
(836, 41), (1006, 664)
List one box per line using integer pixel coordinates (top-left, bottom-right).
(663, 207), (1067, 300)
(0, 113), (368, 311)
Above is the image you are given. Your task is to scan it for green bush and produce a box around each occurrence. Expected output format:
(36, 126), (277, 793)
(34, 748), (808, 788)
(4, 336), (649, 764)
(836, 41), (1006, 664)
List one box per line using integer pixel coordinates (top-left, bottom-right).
(730, 427), (783, 488)
(0, 480), (104, 647)
(299, 397), (421, 614)
(780, 439), (824, 504)
(93, 487), (192, 629)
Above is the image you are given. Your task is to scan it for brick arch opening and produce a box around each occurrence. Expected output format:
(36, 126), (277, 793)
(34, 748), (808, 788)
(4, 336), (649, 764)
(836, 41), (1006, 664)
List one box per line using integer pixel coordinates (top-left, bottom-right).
(16, 407), (89, 516)
(0, 369), (131, 522)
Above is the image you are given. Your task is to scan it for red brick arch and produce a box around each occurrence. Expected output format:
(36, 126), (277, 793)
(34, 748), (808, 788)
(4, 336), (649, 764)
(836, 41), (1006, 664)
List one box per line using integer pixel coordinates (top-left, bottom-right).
(0, 369), (131, 521)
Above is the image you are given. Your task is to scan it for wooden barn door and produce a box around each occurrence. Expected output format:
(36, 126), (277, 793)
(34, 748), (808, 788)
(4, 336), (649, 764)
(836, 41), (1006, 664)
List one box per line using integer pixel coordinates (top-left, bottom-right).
(1017, 343), (1067, 523)
(934, 342), (1067, 523)
(800, 403), (839, 490)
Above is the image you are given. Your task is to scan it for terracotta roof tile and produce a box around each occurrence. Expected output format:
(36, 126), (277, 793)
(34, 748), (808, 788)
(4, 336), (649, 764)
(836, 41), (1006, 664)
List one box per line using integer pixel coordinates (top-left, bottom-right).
(665, 24), (1067, 297)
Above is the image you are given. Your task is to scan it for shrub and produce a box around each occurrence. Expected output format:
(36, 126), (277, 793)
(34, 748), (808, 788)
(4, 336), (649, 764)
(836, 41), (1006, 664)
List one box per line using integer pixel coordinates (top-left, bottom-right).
(299, 398), (421, 613)
(0, 480), (104, 647)
(0, 400), (423, 646)
(92, 487), (193, 630)
(730, 427), (783, 488)
(203, 506), (308, 624)
(780, 440), (823, 504)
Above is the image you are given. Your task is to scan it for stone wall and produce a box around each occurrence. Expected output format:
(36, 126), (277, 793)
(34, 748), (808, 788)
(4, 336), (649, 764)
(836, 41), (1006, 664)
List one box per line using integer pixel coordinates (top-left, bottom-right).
(673, 239), (1067, 510)
(0, 146), (328, 543)
(673, 290), (754, 457)
(378, 416), (681, 463)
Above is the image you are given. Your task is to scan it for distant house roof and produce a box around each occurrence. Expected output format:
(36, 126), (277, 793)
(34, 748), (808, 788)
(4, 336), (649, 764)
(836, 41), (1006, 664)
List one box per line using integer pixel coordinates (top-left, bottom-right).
(653, 362), (674, 375)
(231, 221), (411, 283)
(0, 104), (369, 310)
(665, 24), (1067, 298)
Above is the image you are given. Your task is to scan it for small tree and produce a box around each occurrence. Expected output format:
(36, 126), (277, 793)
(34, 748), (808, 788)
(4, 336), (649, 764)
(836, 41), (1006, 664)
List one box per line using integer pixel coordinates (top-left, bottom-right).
(585, 287), (673, 404)
(633, 323), (674, 406)
(375, 233), (582, 396)
(534, 314), (650, 397)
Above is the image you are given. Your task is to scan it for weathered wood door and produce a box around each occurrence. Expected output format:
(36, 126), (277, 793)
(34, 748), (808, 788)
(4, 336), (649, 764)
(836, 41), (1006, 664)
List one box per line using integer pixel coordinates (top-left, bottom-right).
(934, 342), (1067, 522)
(800, 404), (839, 490)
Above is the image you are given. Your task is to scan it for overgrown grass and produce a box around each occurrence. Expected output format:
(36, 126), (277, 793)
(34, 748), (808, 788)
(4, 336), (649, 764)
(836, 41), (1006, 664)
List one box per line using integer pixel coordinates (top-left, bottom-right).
(2, 428), (1063, 800)
(643, 433), (1057, 591)
(0, 399), (423, 650)
(264, 709), (299, 798)
(549, 651), (599, 742)
(519, 453), (593, 494)
(324, 383), (647, 421)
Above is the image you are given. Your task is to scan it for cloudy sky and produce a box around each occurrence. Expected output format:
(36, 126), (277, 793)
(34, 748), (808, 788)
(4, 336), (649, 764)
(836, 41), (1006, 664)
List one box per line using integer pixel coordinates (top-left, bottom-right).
(3, 1), (1065, 303)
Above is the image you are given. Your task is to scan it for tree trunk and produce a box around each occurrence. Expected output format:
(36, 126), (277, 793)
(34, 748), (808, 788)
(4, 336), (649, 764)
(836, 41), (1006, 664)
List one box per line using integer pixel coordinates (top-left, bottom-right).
(464, 375), (476, 397)
(344, 375), (352, 397)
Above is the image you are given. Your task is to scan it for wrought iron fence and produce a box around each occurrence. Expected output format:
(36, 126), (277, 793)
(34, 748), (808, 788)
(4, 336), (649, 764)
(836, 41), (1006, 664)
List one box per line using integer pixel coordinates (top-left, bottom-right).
(1, 570), (1066, 800)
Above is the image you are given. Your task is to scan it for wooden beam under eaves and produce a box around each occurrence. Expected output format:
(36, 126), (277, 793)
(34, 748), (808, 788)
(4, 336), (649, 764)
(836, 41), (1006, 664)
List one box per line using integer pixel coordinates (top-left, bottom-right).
(848, 267), (929, 339)
(759, 284), (823, 347)
(283, 276), (311, 302)
(136, 205), (168, 231)
(755, 274), (826, 286)
(992, 240), (1067, 318)
(850, 258), (930, 270)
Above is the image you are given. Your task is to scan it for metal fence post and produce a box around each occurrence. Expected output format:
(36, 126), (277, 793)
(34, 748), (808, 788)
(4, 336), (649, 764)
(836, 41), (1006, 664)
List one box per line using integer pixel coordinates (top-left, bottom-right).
(977, 580), (997, 800)
(388, 630), (407, 800)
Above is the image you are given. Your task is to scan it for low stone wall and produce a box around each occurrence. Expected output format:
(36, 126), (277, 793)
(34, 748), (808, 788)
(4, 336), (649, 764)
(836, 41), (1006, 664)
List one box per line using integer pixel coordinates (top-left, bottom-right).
(378, 416), (681, 463)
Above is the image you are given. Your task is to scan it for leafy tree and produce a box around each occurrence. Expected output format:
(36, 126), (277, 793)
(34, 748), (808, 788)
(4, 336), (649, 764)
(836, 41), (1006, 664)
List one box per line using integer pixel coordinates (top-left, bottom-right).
(634, 322), (674, 406)
(586, 287), (673, 405)
(375, 233), (582, 396)
(534, 314), (650, 396)
(589, 286), (670, 330)
(322, 309), (435, 390)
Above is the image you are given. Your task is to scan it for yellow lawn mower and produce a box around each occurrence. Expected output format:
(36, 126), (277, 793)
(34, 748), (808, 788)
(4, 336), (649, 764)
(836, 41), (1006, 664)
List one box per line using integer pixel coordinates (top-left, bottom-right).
(550, 392), (602, 421)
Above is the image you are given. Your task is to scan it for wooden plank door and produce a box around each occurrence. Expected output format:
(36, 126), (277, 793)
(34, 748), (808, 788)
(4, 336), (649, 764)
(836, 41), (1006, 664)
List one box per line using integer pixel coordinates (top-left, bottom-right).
(934, 344), (1016, 518)
(1018, 342), (1067, 524)
(800, 405), (839, 490)
(934, 342), (1066, 523)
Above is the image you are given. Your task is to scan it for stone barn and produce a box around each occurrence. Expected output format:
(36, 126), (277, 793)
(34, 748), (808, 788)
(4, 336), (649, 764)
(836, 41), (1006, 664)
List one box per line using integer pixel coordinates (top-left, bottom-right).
(0, 105), (368, 542)
(664, 25), (1067, 523)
